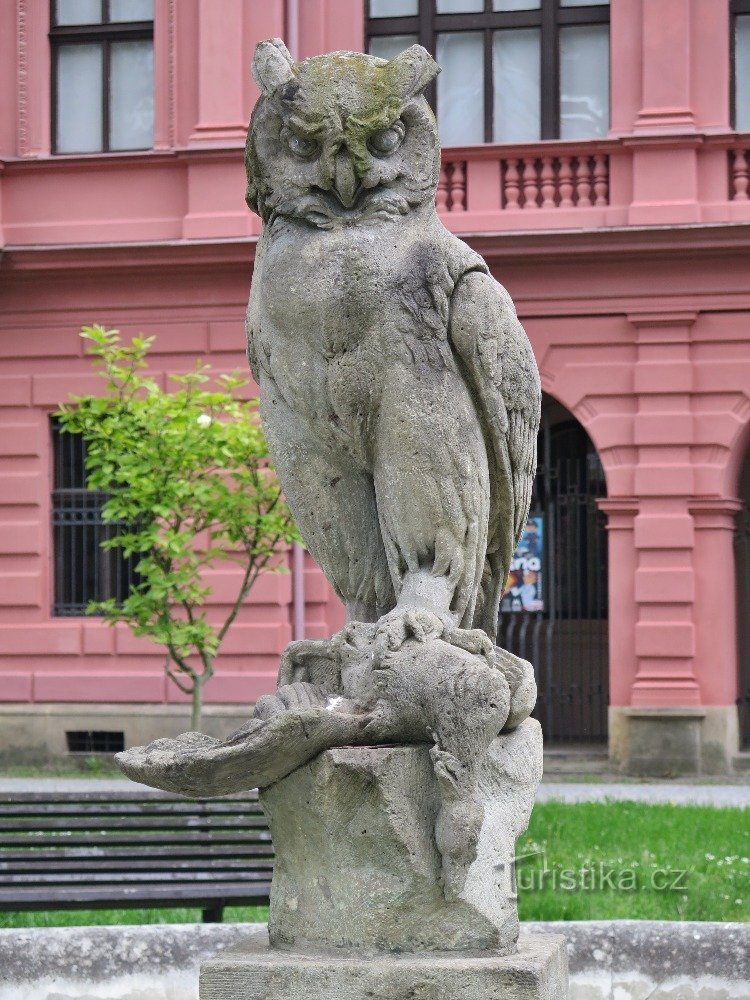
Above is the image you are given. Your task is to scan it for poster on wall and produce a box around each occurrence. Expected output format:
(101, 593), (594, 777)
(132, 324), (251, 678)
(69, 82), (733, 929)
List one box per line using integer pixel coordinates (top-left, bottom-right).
(501, 515), (544, 612)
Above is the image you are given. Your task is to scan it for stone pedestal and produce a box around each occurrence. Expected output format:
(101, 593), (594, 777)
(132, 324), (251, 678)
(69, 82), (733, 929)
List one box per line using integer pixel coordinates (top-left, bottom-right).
(261, 719), (543, 955)
(198, 720), (568, 999)
(200, 926), (569, 1000)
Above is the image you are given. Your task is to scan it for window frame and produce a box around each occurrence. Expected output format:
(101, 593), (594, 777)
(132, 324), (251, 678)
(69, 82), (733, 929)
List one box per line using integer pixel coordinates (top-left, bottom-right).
(51, 418), (139, 617)
(732, 0), (750, 131)
(365, 0), (610, 143)
(49, 0), (154, 155)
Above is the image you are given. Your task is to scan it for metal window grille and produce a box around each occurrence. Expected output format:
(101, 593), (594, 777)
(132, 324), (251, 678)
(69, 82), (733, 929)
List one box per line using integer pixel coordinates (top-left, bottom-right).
(365, 0), (610, 143)
(51, 419), (140, 616)
(734, 452), (750, 749)
(49, 0), (154, 154)
(498, 412), (609, 744)
(66, 730), (125, 753)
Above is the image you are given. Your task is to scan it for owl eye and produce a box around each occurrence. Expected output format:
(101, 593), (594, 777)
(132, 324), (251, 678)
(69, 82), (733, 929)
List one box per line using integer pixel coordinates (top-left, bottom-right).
(367, 122), (405, 156)
(287, 132), (319, 159)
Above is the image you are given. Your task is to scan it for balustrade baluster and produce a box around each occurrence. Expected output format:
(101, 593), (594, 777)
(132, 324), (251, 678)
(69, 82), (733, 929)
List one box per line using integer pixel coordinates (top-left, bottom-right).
(593, 155), (608, 206)
(732, 149), (749, 202)
(504, 158), (520, 209)
(558, 157), (574, 208)
(450, 161), (466, 212)
(575, 156), (593, 207)
(522, 158), (539, 209)
(540, 157), (555, 208)
(437, 163), (451, 212)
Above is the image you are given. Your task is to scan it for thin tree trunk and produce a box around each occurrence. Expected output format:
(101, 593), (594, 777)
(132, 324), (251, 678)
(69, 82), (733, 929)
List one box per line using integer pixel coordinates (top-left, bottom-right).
(191, 677), (204, 732)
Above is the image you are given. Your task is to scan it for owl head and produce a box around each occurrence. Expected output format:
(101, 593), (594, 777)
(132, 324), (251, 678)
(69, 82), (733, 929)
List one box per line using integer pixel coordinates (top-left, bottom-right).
(246, 39), (440, 229)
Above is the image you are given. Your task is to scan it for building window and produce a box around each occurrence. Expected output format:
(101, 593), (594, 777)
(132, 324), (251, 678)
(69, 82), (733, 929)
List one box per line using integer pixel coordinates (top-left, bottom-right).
(366, 0), (610, 146)
(51, 419), (139, 617)
(733, 0), (750, 132)
(50, 0), (154, 154)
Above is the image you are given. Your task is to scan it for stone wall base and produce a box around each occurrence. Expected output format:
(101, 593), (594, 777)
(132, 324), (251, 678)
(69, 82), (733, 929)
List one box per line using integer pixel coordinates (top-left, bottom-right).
(0, 704), (250, 765)
(199, 928), (569, 1000)
(609, 705), (740, 776)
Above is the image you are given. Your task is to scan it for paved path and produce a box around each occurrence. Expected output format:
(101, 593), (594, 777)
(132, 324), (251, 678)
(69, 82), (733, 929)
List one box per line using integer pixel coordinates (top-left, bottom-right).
(0, 777), (747, 807)
(536, 782), (749, 808)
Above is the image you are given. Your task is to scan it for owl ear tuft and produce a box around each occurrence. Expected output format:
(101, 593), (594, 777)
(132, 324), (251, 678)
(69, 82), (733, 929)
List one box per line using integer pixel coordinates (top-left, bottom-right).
(252, 38), (296, 97)
(386, 44), (439, 101)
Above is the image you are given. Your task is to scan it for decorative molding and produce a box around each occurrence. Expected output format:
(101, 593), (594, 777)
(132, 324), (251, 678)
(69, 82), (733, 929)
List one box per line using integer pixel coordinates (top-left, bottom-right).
(17, 0), (29, 157)
(626, 311), (698, 329)
(688, 497), (743, 528)
(168, 0), (176, 148)
(0, 238), (259, 276)
(597, 497), (640, 524)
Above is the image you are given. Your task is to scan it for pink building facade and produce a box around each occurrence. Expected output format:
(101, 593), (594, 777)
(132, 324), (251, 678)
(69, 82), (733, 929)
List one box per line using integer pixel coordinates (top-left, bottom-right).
(1, 0), (750, 773)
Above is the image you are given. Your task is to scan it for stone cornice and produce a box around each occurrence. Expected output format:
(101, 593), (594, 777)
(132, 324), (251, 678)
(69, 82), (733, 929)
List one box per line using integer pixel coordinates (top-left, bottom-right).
(2, 222), (750, 278)
(466, 222), (750, 264)
(0, 237), (258, 276)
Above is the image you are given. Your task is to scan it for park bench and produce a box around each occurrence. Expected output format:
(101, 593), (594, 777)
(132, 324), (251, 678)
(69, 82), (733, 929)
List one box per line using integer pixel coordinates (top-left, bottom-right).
(0, 790), (273, 923)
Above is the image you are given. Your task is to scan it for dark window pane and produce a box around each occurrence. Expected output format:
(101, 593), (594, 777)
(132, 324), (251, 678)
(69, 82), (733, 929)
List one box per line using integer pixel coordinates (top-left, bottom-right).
(437, 31), (484, 145)
(56, 43), (103, 153)
(51, 421), (139, 616)
(493, 0), (540, 9)
(737, 16), (750, 132)
(369, 0), (418, 15)
(560, 23), (609, 139)
(493, 28), (541, 142)
(110, 39), (154, 150)
(55, 0), (103, 25)
(436, 0), (483, 12)
(109, 0), (153, 21)
(369, 33), (419, 60)
(66, 731), (125, 752)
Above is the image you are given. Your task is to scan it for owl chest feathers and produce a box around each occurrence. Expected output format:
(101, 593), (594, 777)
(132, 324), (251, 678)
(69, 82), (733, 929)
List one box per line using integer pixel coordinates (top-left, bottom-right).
(250, 218), (464, 424)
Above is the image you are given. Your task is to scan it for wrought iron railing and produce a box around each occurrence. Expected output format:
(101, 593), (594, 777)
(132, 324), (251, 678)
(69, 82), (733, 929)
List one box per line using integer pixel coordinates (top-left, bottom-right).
(498, 418), (609, 745)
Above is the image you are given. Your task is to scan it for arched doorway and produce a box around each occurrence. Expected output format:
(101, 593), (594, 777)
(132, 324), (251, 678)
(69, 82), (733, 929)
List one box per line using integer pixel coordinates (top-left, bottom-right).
(498, 396), (609, 744)
(734, 448), (750, 749)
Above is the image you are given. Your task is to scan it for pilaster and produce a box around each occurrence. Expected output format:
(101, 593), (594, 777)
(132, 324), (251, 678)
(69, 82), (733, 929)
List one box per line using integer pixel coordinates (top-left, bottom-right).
(688, 497), (743, 706)
(626, 312), (701, 707)
(187, 0), (247, 146)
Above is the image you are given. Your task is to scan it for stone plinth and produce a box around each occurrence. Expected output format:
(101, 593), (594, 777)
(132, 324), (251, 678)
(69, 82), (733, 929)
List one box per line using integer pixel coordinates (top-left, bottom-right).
(259, 719), (543, 955)
(200, 926), (568, 1000)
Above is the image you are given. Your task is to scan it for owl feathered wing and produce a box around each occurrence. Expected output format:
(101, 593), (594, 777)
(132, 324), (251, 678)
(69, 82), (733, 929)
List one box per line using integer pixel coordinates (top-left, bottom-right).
(448, 269), (541, 638)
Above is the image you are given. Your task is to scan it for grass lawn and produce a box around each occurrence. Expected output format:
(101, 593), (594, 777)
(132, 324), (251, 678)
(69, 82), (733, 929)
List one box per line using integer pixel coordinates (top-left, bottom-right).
(517, 801), (748, 922)
(0, 801), (746, 929)
(0, 756), (125, 779)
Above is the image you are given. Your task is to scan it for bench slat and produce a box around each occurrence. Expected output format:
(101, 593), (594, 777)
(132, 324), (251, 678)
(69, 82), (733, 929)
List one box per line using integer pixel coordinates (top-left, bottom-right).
(1, 868), (273, 885)
(0, 809), (266, 822)
(0, 833), (258, 847)
(0, 883), (271, 909)
(0, 817), (269, 832)
(0, 845), (268, 862)
(0, 855), (273, 873)
(0, 797), (261, 808)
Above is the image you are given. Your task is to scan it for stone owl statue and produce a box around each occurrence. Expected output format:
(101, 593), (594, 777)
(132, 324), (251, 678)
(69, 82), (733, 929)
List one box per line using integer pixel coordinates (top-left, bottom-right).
(117, 41), (544, 917)
(246, 39), (541, 654)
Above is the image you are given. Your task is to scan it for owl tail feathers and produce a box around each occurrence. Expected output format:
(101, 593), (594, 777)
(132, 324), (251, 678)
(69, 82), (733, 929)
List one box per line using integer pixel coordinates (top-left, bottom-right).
(471, 554), (505, 643)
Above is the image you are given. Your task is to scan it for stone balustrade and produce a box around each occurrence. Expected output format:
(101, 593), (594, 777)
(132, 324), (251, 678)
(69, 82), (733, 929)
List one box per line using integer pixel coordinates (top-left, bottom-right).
(731, 144), (749, 202)
(439, 146), (610, 215)
(435, 135), (750, 231)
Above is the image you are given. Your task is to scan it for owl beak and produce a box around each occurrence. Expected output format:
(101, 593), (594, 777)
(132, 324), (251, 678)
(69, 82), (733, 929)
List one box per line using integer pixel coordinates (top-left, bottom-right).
(332, 150), (360, 209)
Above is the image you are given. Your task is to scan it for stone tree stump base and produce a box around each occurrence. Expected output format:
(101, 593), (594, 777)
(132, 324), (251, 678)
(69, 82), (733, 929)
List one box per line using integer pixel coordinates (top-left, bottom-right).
(200, 926), (568, 1000)
(199, 721), (569, 999)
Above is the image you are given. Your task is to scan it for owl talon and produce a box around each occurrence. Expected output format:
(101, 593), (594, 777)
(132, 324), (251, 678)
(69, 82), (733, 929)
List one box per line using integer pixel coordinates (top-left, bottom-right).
(374, 607), (496, 668)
